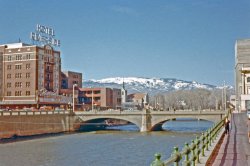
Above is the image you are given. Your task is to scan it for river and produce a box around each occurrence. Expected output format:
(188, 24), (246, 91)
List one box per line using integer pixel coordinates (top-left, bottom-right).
(0, 119), (213, 166)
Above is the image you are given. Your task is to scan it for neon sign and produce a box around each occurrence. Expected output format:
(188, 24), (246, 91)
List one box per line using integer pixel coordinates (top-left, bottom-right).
(30, 24), (61, 47)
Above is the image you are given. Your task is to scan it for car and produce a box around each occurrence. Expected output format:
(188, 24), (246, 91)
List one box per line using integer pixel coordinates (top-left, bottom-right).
(247, 110), (250, 119)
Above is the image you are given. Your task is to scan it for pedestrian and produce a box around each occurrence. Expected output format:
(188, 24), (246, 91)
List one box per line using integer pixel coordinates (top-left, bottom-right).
(224, 117), (230, 134)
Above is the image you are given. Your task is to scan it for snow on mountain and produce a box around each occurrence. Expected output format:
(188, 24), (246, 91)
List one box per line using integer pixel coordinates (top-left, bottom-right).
(83, 77), (224, 95)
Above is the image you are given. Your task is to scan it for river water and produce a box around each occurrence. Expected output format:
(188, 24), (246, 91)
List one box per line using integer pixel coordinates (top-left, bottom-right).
(0, 119), (213, 166)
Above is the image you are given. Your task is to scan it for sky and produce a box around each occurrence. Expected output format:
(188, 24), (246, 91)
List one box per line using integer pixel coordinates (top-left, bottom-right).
(0, 0), (250, 86)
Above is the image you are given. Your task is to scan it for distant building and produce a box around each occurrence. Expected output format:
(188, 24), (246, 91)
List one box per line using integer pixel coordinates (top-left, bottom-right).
(127, 93), (149, 109)
(112, 88), (122, 108)
(78, 87), (122, 110)
(235, 39), (250, 112)
(61, 71), (82, 89)
(0, 43), (71, 109)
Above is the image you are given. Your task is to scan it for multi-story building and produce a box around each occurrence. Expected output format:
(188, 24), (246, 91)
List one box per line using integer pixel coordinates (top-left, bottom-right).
(0, 42), (71, 109)
(78, 87), (121, 110)
(61, 71), (82, 89)
(235, 39), (250, 112)
(112, 88), (122, 109)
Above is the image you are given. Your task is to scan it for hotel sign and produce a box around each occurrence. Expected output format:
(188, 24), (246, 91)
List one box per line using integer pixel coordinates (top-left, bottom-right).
(30, 24), (61, 47)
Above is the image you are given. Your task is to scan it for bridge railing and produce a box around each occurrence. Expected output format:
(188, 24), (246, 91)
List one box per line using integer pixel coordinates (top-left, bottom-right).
(150, 115), (227, 166)
(0, 110), (70, 116)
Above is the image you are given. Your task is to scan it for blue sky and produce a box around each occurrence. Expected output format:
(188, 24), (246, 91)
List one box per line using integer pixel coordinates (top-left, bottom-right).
(1, 0), (250, 86)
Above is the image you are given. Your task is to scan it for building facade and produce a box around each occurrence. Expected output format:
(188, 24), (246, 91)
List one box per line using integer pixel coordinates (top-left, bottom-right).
(78, 87), (121, 110)
(235, 39), (250, 112)
(0, 43), (71, 109)
(61, 71), (82, 89)
(126, 93), (149, 110)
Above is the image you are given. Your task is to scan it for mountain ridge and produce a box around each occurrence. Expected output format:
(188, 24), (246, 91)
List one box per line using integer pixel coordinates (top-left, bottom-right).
(83, 77), (232, 95)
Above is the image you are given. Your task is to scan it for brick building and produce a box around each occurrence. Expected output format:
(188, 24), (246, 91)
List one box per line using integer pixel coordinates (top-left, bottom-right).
(78, 87), (122, 110)
(0, 43), (71, 109)
(61, 71), (82, 89)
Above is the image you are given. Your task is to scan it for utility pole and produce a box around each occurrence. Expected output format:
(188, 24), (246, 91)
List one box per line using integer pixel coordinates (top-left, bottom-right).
(73, 84), (77, 113)
(224, 81), (227, 112)
(222, 82), (224, 111)
(92, 89), (94, 111)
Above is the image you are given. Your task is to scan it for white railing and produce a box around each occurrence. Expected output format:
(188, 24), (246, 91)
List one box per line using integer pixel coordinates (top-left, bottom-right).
(0, 110), (70, 116)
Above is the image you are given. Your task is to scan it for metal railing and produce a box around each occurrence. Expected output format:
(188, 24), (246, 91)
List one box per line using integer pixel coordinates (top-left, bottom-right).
(150, 116), (227, 166)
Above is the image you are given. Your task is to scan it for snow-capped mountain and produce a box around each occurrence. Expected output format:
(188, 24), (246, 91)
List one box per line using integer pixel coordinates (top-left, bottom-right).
(83, 77), (225, 95)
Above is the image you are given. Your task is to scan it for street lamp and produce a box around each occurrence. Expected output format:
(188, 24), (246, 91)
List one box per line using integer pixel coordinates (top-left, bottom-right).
(73, 84), (78, 113)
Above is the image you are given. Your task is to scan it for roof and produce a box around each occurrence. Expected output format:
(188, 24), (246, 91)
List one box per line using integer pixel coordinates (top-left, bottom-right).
(1, 43), (32, 49)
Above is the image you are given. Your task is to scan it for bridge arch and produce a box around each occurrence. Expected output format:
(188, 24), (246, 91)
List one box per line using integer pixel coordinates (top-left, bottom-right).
(150, 116), (217, 131)
(74, 115), (142, 130)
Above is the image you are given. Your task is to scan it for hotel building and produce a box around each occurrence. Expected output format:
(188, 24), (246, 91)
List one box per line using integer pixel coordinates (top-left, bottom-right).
(235, 39), (250, 112)
(0, 43), (71, 109)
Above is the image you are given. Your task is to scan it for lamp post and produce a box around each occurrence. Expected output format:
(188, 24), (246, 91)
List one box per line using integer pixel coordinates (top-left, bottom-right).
(73, 84), (78, 113)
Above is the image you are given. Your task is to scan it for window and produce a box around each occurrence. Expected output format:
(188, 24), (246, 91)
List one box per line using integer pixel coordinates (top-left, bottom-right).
(247, 77), (250, 83)
(7, 56), (11, 61)
(26, 54), (31, 59)
(7, 65), (11, 70)
(26, 73), (30, 78)
(7, 83), (11, 88)
(15, 73), (22, 78)
(7, 91), (11, 96)
(15, 91), (22, 96)
(15, 82), (22, 88)
(26, 82), (30, 87)
(7, 74), (11, 79)
(16, 54), (22, 60)
(15, 65), (22, 70)
(26, 91), (30, 96)
(26, 64), (31, 69)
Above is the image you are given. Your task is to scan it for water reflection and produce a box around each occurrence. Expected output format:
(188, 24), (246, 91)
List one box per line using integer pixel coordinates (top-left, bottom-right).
(163, 118), (213, 133)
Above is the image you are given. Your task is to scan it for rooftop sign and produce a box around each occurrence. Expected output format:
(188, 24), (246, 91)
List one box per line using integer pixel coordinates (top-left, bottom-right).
(30, 24), (61, 47)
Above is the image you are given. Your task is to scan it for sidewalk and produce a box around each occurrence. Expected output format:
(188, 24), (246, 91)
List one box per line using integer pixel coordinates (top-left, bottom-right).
(210, 113), (250, 166)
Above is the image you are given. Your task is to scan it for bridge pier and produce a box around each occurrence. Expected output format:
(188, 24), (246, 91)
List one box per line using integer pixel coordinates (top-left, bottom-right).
(140, 109), (151, 132)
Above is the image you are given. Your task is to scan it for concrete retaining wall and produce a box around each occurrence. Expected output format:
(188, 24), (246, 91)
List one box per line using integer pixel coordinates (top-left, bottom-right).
(0, 114), (72, 139)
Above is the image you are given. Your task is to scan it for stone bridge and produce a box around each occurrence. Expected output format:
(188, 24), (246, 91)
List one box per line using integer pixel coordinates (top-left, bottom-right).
(73, 110), (226, 132)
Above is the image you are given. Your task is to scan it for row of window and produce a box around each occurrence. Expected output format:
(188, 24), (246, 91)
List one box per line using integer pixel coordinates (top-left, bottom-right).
(7, 64), (31, 70)
(6, 73), (31, 79)
(7, 54), (31, 61)
(6, 82), (31, 88)
(73, 74), (79, 79)
(6, 91), (31, 96)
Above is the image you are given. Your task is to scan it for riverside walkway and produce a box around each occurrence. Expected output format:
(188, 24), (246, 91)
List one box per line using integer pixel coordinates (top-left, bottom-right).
(208, 112), (250, 166)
